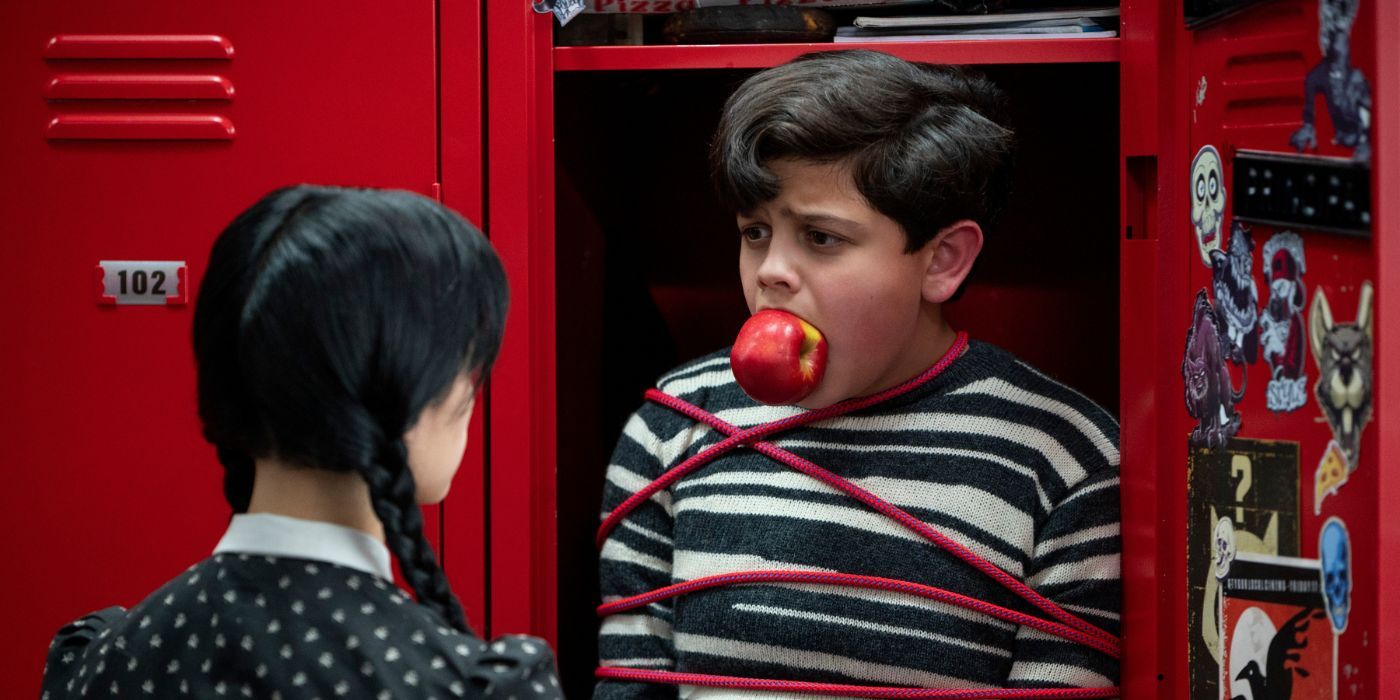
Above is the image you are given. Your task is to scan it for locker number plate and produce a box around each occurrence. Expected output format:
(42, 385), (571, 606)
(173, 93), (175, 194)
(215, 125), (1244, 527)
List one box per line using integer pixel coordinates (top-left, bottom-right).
(96, 260), (188, 306)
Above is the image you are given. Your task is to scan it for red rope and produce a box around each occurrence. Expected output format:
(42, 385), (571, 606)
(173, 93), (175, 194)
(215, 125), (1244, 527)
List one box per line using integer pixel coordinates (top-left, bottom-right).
(596, 332), (1122, 696)
(596, 333), (969, 548)
(639, 389), (1118, 653)
(595, 668), (1121, 699)
(597, 570), (1119, 659)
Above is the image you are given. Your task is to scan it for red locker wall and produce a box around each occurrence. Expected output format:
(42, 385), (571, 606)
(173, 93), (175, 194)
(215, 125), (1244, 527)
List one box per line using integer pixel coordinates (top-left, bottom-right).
(0, 3), (485, 696)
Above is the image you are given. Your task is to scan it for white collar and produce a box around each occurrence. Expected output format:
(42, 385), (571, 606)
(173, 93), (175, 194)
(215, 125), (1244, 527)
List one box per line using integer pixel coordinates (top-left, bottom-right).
(213, 513), (393, 581)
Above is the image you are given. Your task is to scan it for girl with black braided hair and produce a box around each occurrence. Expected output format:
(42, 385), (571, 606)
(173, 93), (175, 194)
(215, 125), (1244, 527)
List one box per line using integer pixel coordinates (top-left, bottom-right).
(42, 186), (562, 698)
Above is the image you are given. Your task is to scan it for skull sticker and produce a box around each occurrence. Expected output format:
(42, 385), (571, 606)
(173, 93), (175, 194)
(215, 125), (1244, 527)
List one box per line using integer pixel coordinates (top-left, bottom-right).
(1319, 517), (1351, 634)
(1190, 145), (1227, 266)
(1259, 232), (1308, 413)
(1309, 281), (1374, 469)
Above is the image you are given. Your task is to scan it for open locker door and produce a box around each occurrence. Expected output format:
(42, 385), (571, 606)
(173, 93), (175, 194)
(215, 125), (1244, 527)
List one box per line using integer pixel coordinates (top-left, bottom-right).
(1176, 1), (1388, 697)
(0, 3), (485, 696)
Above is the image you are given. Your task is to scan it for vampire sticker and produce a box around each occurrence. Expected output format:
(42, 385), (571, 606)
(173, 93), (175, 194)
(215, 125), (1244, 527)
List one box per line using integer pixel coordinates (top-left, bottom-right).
(1211, 221), (1261, 364)
(1309, 282), (1374, 469)
(1259, 232), (1309, 413)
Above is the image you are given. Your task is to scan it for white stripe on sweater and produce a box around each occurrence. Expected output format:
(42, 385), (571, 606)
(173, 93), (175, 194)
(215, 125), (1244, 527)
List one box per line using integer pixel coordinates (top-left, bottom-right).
(672, 550), (1015, 631)
(601, 539), (672, 575)
(681, 688), (843, 700)
(659, 355), (732, 383)
(660, 368), (738, 398)
(623, 412), (713, 470)
(1008, 653), (1114, 688)
(674, 495), (1024, 576)
(732, 604), (1013, 659)
(600, 657), (674, 668)
(600, 614), (674, 638)
(948, 377), (1119, 466)
(1027, 554), (1120, 589)
(621, 520), (674, 547)
(1035, 523), (1119, 558)
(1059, 601), (1122, 623)
(773, 440), (1053, 514)
(822, 412), (1089, 487)
(675, 470), (1035, 557)
(604, 464), (672, 517)
(1058, 476), (1119, 507)
(1014, 358), (1121, 434)
(674, 633), (993, 688)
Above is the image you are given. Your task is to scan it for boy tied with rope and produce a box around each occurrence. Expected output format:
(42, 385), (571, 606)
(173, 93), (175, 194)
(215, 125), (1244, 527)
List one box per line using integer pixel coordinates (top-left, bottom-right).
(596, 51), (1122, 699)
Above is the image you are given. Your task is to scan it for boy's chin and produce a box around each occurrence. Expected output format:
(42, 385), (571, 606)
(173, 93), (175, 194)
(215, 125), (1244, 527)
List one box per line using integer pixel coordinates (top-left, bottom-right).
(794, 384), (848, 410)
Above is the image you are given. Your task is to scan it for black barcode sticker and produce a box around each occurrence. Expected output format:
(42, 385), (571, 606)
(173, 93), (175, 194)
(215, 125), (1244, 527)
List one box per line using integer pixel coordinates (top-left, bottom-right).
(96, 260), (188, 306)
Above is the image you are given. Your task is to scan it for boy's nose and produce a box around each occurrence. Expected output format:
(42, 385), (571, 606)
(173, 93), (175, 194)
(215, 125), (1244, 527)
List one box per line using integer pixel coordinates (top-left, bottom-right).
(754, 243), (800, 293)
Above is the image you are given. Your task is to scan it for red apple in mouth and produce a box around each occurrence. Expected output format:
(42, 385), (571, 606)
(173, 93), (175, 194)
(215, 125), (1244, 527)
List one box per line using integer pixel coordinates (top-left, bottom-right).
(730, 309), (828, 405)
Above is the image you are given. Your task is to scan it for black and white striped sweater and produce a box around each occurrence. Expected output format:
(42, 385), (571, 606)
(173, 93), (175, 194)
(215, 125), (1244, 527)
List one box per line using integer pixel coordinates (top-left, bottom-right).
(595, 340), (1121, 699)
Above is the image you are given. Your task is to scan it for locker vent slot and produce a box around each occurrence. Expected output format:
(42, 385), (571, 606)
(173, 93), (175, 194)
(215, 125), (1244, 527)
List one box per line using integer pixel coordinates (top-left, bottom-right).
(46, 74), (234, 101)
(43, 35), (236, 141)
(43, 35), (234, 60)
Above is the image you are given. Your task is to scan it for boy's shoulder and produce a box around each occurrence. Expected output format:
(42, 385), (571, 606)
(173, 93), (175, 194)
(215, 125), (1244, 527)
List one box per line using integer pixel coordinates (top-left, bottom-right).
(649, 348), (750, 410)
(946, 341), (1121, 473)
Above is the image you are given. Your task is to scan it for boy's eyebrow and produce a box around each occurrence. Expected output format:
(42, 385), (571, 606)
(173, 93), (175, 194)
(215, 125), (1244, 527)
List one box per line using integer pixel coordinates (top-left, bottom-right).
(783, 208), (863, 230)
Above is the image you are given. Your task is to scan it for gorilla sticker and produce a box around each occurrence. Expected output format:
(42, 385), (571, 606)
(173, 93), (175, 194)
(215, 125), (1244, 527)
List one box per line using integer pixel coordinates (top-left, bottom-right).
(1183, 289), (1246, 450)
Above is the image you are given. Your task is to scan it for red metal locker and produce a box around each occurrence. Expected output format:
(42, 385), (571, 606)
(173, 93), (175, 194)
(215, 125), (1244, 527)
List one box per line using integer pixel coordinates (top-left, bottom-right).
(487, 1), (1396, 698)
(0, 3), (485, 696)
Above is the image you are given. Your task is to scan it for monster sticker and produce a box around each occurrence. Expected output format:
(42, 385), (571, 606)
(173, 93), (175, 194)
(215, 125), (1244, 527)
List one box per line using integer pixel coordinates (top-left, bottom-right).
(1291, 0), (1373, 164)
(1187, 439), (1300, 700)
(1211, 221), (1261, 364)
(1309, 282), (1374, 469)
(1220, 554), (1334, 700)
(1259, 232), (1309, 413)
(1184, 289), (1246, 450)
(1191, 145), (1228, 266)
(1319, 518), (1351, 635)
(1313, 441), (1349, 515)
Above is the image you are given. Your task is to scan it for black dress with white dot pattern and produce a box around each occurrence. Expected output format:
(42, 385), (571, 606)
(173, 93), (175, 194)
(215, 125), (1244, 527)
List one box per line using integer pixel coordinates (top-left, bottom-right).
(41, 554), (562, 699)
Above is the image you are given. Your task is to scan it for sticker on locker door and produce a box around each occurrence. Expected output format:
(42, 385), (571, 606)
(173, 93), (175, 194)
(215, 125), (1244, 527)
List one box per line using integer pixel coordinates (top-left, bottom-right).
(95, 261), (188, 306)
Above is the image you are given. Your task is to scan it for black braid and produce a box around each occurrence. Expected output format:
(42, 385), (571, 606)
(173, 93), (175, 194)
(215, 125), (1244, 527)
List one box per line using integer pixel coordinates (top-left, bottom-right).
(362, 437), (470, 633)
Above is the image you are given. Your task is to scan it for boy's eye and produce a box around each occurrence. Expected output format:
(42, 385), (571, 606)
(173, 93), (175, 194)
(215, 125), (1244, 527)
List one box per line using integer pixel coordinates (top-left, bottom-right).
(740, 226), (770, 242)
(806, 230), (843, 247)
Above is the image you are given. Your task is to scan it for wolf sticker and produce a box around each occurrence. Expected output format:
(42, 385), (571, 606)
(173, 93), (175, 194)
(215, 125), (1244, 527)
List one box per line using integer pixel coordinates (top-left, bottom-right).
(1309, 282), (1373, 469)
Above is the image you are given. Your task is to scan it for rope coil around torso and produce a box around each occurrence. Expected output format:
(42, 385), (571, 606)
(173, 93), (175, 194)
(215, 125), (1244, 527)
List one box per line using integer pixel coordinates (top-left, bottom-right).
(596, 333), (1122, 697)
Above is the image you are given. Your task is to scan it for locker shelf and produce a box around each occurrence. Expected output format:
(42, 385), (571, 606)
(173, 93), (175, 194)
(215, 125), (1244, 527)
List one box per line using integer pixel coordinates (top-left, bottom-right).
(554, 38), (1120, 71)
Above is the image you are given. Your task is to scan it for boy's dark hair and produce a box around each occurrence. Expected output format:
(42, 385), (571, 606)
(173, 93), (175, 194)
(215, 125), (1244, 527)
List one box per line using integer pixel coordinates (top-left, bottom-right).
(711, 50), (1015, 252)
(193, 185), (508, 633)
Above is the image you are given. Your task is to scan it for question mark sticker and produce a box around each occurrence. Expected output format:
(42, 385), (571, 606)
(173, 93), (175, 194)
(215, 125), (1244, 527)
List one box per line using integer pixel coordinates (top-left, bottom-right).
(1231, 455), (1253, 524)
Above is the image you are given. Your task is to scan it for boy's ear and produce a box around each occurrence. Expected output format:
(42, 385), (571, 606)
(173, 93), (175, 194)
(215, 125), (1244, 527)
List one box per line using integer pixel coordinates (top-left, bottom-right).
(921, 220), (984, 304)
